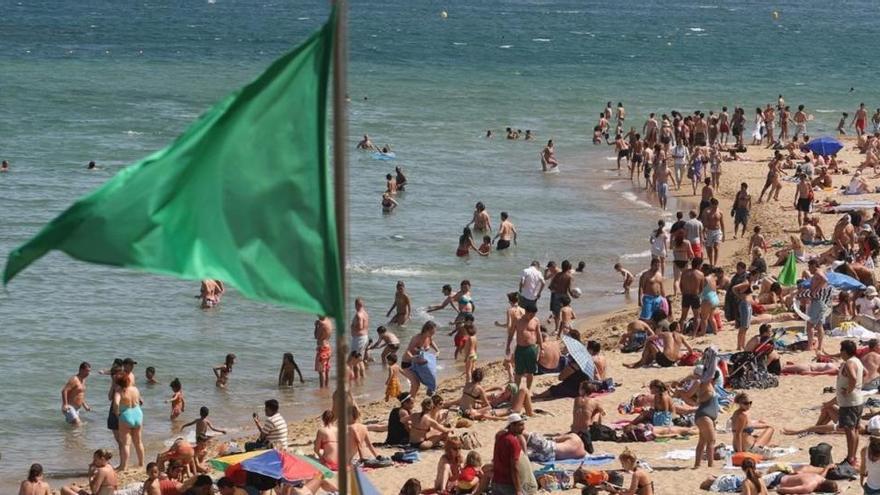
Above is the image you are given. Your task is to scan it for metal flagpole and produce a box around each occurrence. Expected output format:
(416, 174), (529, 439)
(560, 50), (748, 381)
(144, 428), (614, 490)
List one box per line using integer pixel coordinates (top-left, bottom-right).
(331, 0), (350, 493)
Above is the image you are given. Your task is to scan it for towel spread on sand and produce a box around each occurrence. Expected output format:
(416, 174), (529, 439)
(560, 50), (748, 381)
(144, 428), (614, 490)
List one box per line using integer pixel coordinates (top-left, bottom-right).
(537, 453), (616, 467)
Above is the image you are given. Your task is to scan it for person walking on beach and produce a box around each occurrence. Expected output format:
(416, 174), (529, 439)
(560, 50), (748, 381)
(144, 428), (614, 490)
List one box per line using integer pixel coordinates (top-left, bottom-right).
(654, 158), (674, 210)
(61, 362), (91, 426)
(511, 302), (542, 391)
(467, 202), (491, 233)
(314, 316), (332, 388)
(757, 151), (784, 203)
(643, 113), (659, 147)
(793, 172), (813, 226)
(685, 210), (704, 260)
(386, 280), (412, 326)
(113, 374), (145, 470)
(671, 141), (689, 190)
(351, 298), (369, 377)
(702, 198), (725, 268)
(732, 182), (752, 239)
(836, 340), (864, 467)
(614, 133), (629, 172)
(806, 259), (831, 352)
(494, 212), (517, 250)
(638, 257), (667, 322)
(852, 103), (869, 136)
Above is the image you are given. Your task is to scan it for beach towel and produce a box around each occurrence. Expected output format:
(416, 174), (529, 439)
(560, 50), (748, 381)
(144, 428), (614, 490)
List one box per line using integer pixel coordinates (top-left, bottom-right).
(661, 449), (696, 460)
(409, 351), (437, 395)
(831, 322), (880, 340)
(699, 347), (719, 383)
(536, 454), (615, 467)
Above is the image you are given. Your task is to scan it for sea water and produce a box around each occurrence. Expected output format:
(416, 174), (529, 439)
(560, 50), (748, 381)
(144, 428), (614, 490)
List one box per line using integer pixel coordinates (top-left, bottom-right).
(0, 0), (875, 488)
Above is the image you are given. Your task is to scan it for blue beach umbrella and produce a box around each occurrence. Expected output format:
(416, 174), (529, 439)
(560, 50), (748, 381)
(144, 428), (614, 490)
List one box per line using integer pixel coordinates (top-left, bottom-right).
(807, 136), (844, 156)
(562, 335), (596, 379)
(800, 271), (866, 291)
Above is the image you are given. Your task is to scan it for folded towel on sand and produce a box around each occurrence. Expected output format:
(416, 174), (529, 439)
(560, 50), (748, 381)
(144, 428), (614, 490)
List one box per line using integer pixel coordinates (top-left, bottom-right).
(662, 449), (696, 460)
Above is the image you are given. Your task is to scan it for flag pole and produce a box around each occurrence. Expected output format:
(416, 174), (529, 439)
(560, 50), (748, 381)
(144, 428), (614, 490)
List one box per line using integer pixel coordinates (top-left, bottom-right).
(331, 0), (350, 492)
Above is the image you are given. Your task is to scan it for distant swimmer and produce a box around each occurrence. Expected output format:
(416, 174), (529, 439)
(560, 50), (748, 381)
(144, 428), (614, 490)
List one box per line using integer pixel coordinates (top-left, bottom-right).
(386, 280), (412, 326)
(541, 140), (559, 172)
(395, 166), (407, 191)
(87, 160), (97, 170)
(356, 135), (375, 150)
(524, 129), (533, 140)
(385, 173), (398, 195)
(494, 211), (517, 250)
(485, 129), (493, 138)
(61, 362), (92, 426)
(381, 193), (398, 213)
(478, 235), (492, 255)
(1, 160), (8, 172)
(199, 279), (225, 308)
(467, 201), (491, 232)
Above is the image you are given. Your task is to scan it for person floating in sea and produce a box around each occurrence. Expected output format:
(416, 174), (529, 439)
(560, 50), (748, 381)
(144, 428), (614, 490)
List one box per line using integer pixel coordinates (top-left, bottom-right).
(87, 160), (97, 170)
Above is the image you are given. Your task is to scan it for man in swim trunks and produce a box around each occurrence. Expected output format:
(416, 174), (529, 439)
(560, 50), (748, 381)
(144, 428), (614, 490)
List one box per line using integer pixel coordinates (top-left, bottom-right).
(679, 258), (705, 332)
(513, 302), (542, 391)
(793, 172), (812, 226)
(638, 257), (667, 321)
(702, 198), (725, 267)
(494, 211), (517, 250)
(350, 298), (369, 379)
(314, 316), (332, 388)
(643, 113), (659, 147)
(385, 280), (412, 326)
(852, 102), (869, 136)
(654, 157), (673, 210)
(525, 430), (588, 463)
(732, 182), (751, 239)
(547, 260), (575, 334)
(685, 210), (704, 259)
(61, 362), (92, 425)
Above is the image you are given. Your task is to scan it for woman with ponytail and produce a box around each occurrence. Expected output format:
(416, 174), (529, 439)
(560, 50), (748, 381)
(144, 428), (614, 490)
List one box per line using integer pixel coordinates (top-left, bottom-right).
(740, 458), (768, 495)
(19, 463), (50, 495)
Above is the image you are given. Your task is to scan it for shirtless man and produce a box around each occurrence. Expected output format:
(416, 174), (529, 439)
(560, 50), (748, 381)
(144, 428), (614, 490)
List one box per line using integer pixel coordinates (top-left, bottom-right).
(693, 113), (709, 147)
(791, 104), (808, 141)
(832, 214), (856, 252)
(701, 198), (725, 267)
(654, 158), (674, 210)
(718, 107), (730, 146)
(616, 102), (626, 128)
(385, 173), (397, 195)
(625, 320), (692, 368)
(793, 173), (813, 226)
(512, 302), (542, 391)
(732, 182), (752, 239)
(467, 202), (491, 233)
(852, 103), (869, 136)
(638, 257), (667, 321)
(350, 298), (369, 378)
(62, 362), (92, 426)
(614, 133), (629, 172)
(643, 113), (659, 147)
(679, 258), (705, 332)
(860, 340), (880, 391)
(617, 319), (655, 351)
(536, 330), (562, 374)
(494, 212), (517, 250)
(199, 279), (224, 308)
(356, 134), (375, 150)
(698, 177), (714, 219)
(744, 324), (781, 375)
(548, 260), (575, 333)
(385, 280), (412, 326)
(571, 381), (604, 445)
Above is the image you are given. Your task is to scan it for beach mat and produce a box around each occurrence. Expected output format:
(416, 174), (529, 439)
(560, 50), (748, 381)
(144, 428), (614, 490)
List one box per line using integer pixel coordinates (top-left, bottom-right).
(537, 453), (615, 467)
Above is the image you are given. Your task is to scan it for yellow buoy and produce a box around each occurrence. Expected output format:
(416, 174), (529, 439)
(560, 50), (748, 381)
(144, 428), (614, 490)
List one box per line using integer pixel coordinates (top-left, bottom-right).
(441, 10), (448, 19)
(772, 11), (779, 20)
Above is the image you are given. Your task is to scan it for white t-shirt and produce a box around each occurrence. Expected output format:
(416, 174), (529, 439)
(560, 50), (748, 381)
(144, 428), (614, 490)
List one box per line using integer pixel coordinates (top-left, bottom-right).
(263, 413), (289, 450)
(520, 266), (544, 300)
(856, 296), (880, 316)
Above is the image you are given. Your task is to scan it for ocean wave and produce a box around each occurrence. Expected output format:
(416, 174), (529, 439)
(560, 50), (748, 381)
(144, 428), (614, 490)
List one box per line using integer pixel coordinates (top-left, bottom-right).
(532, 38), (551, 42)
(452, 42), (467, 46)
(124, 130), (143, 136)
(601, 182), (614, 191)
(697, 5), (719, 8)
(815, 109), (836, 113)
(347, 263), (430, 277)
(689, 27), (705, 32)
(621, 191), (654, 209)
(499, 45), (513, 49)
(620, 250), (651, 260)
(553, 10), (582, 14)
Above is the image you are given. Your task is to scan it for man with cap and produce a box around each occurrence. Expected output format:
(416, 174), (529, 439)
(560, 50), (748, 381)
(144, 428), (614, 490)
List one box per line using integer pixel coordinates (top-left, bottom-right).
(510, 302), (543, 391)
(492, 414), (526, 495)
(856, 286), (880, 317)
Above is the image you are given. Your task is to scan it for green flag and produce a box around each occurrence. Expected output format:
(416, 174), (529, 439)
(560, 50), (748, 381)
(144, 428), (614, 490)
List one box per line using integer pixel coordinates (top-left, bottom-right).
(4, 10), (343, 322)
(778, 252), (798, 287)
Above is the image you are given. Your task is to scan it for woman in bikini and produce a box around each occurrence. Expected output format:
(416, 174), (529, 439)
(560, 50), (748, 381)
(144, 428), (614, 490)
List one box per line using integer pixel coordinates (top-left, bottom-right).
(434, 438), (464, 493)
(405, 398), (452, 450)
(113, 374), (144, 471)
(60, 449), (117, 495)
(456, 227), (479, 257)
(19, 464), (51, 495)
(731, 393), (775, 455)
(603, 448), (653, 495)
(671, 233), (694, 297)
(400, 322), (440, 397)
(314, 410), (338, 470)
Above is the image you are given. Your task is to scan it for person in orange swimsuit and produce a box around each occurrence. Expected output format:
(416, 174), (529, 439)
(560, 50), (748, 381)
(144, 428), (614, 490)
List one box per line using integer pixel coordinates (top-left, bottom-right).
(314, 316), (333, 388)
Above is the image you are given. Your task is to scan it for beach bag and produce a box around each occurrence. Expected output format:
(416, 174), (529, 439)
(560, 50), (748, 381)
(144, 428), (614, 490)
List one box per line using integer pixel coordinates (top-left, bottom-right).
(678, 351), (701, 366)
(391, 449), (420, 464)
(673, 413), (695, 427)
(731, 451), (763, 466)
(809, 442), (832, 467)
(726, 352), (778, 390)
(459, 431), (481, 450)
(589, 423), (620, 442)
(621, 332), (647, 353)
(827, 462), (858, 480)
(361, 456), (393, 468)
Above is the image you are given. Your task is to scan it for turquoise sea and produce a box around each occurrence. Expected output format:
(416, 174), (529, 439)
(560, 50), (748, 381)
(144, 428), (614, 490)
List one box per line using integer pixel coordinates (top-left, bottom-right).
(0, 0), (876, 489)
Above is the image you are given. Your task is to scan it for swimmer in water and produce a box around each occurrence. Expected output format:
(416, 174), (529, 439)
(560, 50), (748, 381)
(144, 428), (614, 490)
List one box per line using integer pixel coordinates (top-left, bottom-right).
(381, 193), (399, 213)
(386, 280), (412, 326)
(385, 173), (398, 195)
(525, 129), (534, 140)
(199, 279), (224, 308)
(395, 166), (407, 191)
(87, 160), (97, 170)
(467, 202), (491, 233)
(541, 140), (559, 171)
(478, 235), (492, 255)
(212, 354), (235, 389)
(356, 135), (375, 150)
(485, 129), (493, 138)
(1, 160), (8, 172)
(494, 211), (517, 250)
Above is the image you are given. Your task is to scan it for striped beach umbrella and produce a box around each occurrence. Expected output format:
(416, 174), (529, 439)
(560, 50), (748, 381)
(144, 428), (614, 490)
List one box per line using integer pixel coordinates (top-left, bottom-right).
(562, 335), (596, 379)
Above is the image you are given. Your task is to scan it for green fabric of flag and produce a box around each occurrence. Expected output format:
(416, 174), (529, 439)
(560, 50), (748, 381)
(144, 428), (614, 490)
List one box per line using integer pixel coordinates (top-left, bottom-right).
(4, 10), (343, 323)
(778, 252), (798, 287)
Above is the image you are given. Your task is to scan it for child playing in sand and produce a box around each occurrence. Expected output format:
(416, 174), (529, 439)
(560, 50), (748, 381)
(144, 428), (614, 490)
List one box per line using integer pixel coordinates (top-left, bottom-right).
(145, 366), (158, 385)
(143, 463), (160, 495)
(613, 263), (634, 293)
(457, 451), (483, 494)
(384, 354), (401, 401)
(749, 225), (767, 253)
(212, 353), (235, 388)
(278, 352), (304, 386)
(838, 112), (848, 135)
(180, 406), (226, 443)
(463, 323), (478, 383)
(367, 325), (401, 365)
(167, 378), (185, 420)
(478, 235), (492, 255)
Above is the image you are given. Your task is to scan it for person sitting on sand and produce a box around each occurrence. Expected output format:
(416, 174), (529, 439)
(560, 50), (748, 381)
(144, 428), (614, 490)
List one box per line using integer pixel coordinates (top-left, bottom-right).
(587, 340), (607, 380)
(348, 407), (382, 464)
(847, 170), (871, 195)
(19, 464), (51, 495)
(624, 321), (693, 369)
(571, 381), (605, 441)
(774, 235), (806, 265)
(533, 355), (592, 400)
(434, 438), (464, 493)
(313, 410), (338, 470)
(451, 369), (531, 420)
(617, 319), (655, 352)
(405, 398), (453, 449)
(536, 329), (563, 374)
(743, 324), (781, 375)
(730, 392), (775, 454)
(604, 448), (654, 495)
(60, 449), (117, 495)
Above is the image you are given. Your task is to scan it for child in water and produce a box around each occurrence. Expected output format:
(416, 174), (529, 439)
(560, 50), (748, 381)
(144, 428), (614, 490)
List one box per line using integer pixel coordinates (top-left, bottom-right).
(478, 236), (492, 255)
(167, 378), (185, 420)
(145, 366), (158, 385)
(463, 323), (478, 383)
(384, 354), (401, 401)
(837, 112), (848, 135)
(278, 352), (304, 386)
(449, 313), (474, 360)
(180, 406), (226, 443)
(613, 263), (635, 293)
(212, 353), (235, 388)
(367, 325), (401, 365)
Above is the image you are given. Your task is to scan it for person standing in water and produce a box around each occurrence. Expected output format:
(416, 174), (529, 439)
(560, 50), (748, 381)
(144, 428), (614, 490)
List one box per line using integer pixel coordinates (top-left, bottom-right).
(467, 202), (491, 233)
(494, 212), (517, 251)
(356, 135), (375, 150)
(314, 316), (332, 388)
(61, 362), (92, 426)
(350, 298), (370, 378)
(386, 280), (412, 326)
(541, 140), (559, 171)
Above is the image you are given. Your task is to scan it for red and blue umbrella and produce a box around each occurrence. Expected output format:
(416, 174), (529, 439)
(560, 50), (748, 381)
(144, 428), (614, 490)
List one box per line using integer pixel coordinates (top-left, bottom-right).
(807, 136), (844, 156)
(227, 449), (332, 483)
